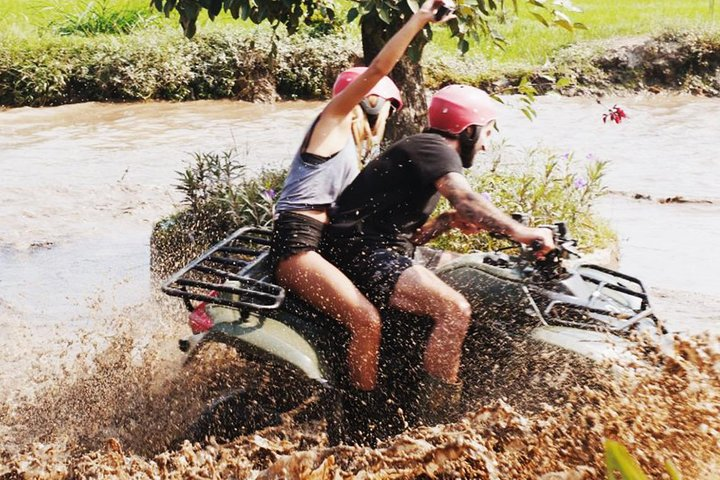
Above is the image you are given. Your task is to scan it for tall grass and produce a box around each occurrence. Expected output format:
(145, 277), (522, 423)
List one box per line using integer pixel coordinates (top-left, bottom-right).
(0, 0), (150, 37)
(0, 0), (253, 39)
(46, 0), (160, 36)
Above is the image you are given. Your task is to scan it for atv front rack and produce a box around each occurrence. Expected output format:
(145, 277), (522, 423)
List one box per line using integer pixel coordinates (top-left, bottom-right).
(162, 227), (285, 311)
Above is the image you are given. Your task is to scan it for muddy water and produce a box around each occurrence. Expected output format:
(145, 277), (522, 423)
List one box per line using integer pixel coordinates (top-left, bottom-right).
(1, 95), (719, 477)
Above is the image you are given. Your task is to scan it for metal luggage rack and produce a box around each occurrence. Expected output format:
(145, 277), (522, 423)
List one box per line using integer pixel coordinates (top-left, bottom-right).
(162, 227), (285, 311)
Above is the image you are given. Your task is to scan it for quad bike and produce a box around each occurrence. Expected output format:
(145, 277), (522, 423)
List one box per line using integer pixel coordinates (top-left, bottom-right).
(161, 219), (664, 445)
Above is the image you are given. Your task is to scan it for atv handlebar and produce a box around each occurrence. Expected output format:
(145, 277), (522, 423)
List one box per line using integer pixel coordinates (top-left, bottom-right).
(509, 216), (580, 280)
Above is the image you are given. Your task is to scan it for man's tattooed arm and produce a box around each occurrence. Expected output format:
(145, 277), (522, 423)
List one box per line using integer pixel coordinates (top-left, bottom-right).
(434, 172), (521, 237)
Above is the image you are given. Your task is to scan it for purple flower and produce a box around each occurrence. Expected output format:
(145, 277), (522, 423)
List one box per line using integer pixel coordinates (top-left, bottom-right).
(480, 192), (492, 202)
(586, 153), (597, 161)
(573, 177), (588, 189)
(262, 188), (276, 201)
(560, 152), (571, 160)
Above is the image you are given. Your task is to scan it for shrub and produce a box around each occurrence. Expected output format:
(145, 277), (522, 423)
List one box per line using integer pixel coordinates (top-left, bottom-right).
(429, 143), (614, 253)
(150, 148), (286, 277)
(0, 29), (360, 107)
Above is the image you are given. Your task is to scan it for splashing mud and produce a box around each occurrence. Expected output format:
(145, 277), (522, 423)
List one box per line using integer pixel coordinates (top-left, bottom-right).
(2, 323), (718, 478)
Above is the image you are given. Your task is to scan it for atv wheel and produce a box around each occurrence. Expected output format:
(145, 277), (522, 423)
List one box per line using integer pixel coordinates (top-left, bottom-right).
(183, 389), (282, 444)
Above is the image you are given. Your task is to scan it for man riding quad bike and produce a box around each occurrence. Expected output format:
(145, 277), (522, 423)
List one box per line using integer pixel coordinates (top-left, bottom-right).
(162, 220), (663, 446)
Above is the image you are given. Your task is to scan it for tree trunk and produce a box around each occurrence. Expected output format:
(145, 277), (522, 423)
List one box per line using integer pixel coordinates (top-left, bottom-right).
(361, 13), (429, 143)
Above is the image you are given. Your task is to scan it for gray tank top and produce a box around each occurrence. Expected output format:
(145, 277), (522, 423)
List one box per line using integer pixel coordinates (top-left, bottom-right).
(275, 123), (359, 213)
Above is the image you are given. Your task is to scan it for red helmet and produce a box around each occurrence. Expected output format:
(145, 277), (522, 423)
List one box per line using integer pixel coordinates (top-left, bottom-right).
(428, 85), (497, 134)
(332, 67), (403, 111)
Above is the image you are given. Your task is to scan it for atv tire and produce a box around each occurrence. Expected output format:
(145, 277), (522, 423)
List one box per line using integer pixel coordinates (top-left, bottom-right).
(182, 389), (282, 444)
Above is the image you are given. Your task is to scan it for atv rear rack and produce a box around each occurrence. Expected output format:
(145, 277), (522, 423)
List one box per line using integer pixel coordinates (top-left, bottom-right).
(162, 227), (285, 311)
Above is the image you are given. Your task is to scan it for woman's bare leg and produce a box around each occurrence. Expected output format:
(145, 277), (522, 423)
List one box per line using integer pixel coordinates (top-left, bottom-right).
(276, 251), (382, 391)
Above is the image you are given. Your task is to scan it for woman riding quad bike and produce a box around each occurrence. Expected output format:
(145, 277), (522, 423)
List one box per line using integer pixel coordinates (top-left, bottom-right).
(162, 219), (664, 446)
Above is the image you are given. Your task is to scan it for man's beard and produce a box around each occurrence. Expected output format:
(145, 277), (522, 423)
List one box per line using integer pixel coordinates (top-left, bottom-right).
(460, 143), (475, 168)
(459, 130), (479, 168)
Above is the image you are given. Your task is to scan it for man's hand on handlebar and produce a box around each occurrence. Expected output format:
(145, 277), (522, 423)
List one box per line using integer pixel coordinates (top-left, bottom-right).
(512, 226), (556, 259)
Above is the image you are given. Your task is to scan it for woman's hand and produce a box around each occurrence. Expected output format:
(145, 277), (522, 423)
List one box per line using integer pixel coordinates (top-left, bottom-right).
(419, 0), (456, 24)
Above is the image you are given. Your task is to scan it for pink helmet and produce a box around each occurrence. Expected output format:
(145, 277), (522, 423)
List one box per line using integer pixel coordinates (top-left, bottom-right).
(332, 67), (403, 111)
(428, 85), (497, 134)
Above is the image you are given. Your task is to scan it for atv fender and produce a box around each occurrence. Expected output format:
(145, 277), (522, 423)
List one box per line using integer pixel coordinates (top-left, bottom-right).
(206, 305), (327, 382)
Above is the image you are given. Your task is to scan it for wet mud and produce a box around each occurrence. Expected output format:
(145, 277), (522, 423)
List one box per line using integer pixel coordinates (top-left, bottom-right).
(1, 321), (718, 478)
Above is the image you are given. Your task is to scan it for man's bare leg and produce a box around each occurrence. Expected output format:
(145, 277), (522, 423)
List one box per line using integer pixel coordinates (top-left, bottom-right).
(388, 265), (472, 383)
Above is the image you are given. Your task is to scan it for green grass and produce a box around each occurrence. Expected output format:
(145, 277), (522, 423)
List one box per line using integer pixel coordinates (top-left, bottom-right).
(0, 0), (151, 37)
(430, 0), (717, 67)
(0, 0), (260, 39)
(0, 0), (716, 76)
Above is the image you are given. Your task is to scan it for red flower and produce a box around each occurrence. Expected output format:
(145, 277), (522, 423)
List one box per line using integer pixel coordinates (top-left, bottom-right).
(603, 105), (627, 124)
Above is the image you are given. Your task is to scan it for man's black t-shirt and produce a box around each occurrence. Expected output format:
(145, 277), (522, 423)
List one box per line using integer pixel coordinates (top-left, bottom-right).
(327, 133), (463, 252)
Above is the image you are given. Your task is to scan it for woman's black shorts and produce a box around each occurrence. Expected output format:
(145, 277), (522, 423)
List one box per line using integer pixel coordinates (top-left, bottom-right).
(268, 211), (325, 267)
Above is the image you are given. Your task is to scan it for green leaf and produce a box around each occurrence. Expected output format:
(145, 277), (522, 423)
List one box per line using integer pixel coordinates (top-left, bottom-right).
(553, 9), (572, 24)
(378, 4), (392, 24)
(528, 0), (547, 9)
(240, 1), (249, 20)
(521, 106), (536, 121)
(163, 0), (177, 17)
(554, 18), (574, 32)
(153, 0), (163, 12)
(477, 0), (489, 16)
(664, 460), (682, 480)
(209, 0), (222, 19)
(459, 38), (470, 54)
(347, 7), (359, 22)
(573, 21), (588, 30)
(530, 11), (549, 26)
(555, 76), (572, 88)
(406, 0), (420, 13)
(604, 440), (649, 480)
(229, 0), (240, 18)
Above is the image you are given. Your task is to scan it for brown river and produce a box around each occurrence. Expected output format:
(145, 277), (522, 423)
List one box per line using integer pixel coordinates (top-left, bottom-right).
(1, 95), (719, 478)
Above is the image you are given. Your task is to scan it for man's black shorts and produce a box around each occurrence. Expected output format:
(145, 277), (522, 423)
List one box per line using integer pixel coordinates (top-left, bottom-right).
(322, 241), (414, 310)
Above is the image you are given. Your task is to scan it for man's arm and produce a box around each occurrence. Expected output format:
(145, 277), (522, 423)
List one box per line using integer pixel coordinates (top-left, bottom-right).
(411, 210), (455, 245)
(435, 172), (555, 253)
